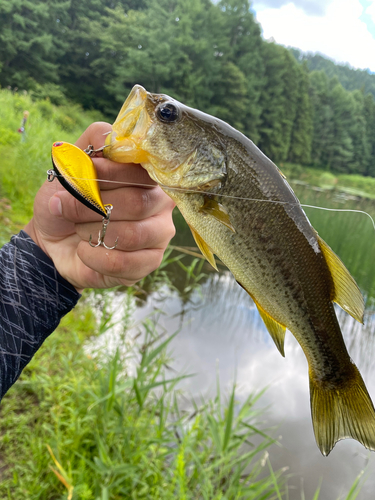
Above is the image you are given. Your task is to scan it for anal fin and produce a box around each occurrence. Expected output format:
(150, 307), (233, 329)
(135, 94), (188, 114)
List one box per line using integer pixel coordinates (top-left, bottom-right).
(236, 281), (286, 357)
(188, 225), (218, 271)
(318, 236), (364, 324)
(256, 303), (286, 357)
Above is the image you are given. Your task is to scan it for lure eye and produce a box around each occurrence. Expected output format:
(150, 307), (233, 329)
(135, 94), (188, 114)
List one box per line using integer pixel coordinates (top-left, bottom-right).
(53, 142), (64, 147)
(156, 102), (180, 123)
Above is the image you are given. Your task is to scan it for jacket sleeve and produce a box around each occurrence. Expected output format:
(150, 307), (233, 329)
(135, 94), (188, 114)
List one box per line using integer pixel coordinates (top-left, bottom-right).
(0, 230), (81, 400)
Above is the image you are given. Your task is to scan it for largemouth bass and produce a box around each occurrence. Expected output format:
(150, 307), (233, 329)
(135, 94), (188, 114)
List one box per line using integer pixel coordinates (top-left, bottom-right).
(103, 85), (375, 456)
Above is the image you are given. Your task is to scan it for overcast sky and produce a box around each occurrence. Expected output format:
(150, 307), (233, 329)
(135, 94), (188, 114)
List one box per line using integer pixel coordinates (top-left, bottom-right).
(251, 0), (375, 72)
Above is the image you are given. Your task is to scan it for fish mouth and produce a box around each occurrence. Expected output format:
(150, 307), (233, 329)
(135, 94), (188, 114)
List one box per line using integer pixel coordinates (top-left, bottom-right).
(104, 85), (151, 164)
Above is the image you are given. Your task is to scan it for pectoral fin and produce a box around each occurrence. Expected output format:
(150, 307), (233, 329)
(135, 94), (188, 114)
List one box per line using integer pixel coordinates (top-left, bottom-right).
(236, 281), (286, 356)
(188, 225), (218, 271)
(200, 197), (236, 233)
(318, 236), (364, 324)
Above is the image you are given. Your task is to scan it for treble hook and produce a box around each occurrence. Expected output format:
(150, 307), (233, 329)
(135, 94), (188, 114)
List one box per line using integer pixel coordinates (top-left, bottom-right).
(84, 144), (109, 157)
(89, 205), (119, 250)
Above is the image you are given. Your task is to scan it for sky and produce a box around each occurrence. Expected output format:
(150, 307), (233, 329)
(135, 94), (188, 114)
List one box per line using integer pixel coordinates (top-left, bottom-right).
(251, 0), (375, 72)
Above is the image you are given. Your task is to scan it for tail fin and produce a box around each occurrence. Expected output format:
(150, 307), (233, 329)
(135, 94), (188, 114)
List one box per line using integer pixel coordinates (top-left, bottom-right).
(310, 364), (375, 456)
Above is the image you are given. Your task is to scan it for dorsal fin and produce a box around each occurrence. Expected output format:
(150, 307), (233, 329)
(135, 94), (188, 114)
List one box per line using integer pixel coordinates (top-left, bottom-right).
(188, 225), (218, 271)
(236, 281), (286, 356)
(318, 236), (364, 324)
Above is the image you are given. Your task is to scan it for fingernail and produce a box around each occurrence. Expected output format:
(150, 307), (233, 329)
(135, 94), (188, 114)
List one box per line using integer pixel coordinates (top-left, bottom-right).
(49, 194), (62, 216)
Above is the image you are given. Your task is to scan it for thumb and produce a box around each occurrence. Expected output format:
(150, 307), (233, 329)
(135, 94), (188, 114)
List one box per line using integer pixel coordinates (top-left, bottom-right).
(49, 193), (63, 217)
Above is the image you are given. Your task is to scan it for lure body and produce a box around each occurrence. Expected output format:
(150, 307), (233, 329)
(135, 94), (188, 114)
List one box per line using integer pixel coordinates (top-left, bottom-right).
(51, 141), (107, 218)
(49, 141), (118, 249)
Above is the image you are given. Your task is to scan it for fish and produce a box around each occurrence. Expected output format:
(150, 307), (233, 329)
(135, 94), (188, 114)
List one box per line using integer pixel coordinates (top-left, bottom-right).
(103, 84), (375, 456)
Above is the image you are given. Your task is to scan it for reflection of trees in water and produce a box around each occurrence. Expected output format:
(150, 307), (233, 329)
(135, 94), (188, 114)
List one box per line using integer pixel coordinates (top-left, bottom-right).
(338, 306), (375, 376)
(293, 184), (375, 299)
(167, 271), (271, 347)
(153, 268), (375, 378)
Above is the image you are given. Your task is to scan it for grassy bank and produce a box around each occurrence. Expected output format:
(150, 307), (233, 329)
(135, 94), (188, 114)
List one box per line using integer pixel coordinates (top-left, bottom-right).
(280, 163), (375, 199)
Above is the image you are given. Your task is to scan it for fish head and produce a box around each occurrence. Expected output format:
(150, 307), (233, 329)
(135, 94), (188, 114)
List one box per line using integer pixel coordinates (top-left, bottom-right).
(104, 85), (228, 191)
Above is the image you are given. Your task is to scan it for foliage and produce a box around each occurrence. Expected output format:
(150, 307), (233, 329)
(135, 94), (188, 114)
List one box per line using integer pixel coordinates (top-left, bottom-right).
(291, 49), (375, 99)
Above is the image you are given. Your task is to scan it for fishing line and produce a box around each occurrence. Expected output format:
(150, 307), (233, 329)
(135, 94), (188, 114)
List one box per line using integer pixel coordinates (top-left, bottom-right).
(50, 173), (375, 232)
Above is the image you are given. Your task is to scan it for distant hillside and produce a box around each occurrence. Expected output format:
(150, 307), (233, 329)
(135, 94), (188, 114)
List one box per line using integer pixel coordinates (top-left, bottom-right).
(290, 49), (375, 99)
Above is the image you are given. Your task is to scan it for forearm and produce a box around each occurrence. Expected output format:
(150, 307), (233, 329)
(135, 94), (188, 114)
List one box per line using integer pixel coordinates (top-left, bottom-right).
(0, 231), (80, 400)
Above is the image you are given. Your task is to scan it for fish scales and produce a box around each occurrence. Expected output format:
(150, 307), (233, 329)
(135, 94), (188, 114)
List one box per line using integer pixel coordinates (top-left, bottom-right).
(103, 85), (375, 456)
(175, 138), (349, 378)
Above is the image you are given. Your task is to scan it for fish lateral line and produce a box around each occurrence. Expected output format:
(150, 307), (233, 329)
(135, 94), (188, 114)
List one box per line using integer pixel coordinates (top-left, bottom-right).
(49, 172), (375, 232)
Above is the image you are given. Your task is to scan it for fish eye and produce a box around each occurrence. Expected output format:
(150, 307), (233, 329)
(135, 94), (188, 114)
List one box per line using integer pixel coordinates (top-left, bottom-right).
(156, 102), (180, 123)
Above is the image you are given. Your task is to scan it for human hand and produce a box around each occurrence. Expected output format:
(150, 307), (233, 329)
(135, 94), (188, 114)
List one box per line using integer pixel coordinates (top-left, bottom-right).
(24, 122), (176, 291)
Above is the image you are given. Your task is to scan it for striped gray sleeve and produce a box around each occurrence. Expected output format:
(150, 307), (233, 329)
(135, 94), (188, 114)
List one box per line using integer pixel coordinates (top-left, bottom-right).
(0, 230), (81, 399)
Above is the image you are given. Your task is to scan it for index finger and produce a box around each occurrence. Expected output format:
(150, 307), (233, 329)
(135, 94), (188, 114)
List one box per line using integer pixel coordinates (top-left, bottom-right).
(75, 121), (112, 151)
(93, 158), (157, 191)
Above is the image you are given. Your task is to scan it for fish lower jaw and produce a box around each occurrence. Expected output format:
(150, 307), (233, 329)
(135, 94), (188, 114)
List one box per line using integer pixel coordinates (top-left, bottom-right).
(104, 141), (149, 164)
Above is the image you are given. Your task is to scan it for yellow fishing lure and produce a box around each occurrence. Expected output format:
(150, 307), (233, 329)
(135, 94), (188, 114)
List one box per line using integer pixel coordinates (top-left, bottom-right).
(50, 141), (108, 217)
(48, 141), (118, 249)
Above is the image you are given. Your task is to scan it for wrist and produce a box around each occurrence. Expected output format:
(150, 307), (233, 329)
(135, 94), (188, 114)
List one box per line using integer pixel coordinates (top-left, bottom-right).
(23, 220), (85, 293)
(23, 219), (49, 256)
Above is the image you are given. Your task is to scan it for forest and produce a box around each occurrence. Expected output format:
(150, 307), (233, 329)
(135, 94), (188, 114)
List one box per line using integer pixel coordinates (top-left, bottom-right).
(1, 0), (375, 176)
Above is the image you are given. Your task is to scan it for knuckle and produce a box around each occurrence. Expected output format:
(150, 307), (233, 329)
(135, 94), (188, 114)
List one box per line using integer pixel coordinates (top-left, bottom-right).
(155, 215), (176, 246)
(125, 223), (142, 250)
(73, 199), (84, 221)
(167, 221), (176, 241)
(130, 189), (151, 217)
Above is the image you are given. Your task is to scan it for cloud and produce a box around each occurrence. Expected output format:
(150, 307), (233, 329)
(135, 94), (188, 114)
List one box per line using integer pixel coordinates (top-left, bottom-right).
(366, 1), (375, 23)
(253, 0), (375, 72)
(253, 0), (334, 16)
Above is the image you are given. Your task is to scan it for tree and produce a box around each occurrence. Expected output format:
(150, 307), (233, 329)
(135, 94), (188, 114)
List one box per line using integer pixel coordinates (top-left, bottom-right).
(216, 0), (264, 142)
(287, 63), (312, 164)
(363, 93), (375, 176)
(348, 90), (370, 175)
(0, 0), (60, 88)
(309, 70), (334, 168)
(257, 42), (300, 163)
(326, 78), (355, 172)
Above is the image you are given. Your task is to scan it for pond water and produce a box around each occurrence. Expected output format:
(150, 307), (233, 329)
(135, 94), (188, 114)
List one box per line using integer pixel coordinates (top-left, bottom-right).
(98, 182), (375, 499)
